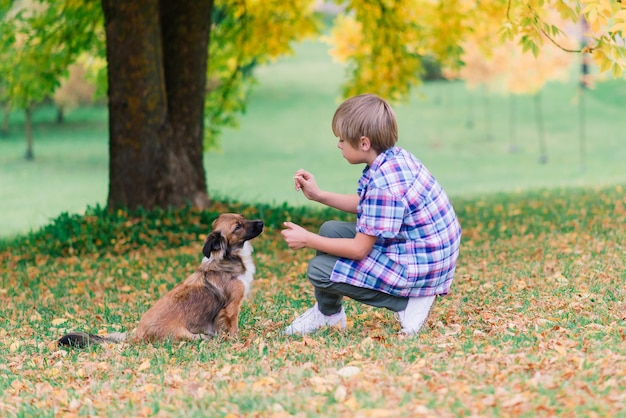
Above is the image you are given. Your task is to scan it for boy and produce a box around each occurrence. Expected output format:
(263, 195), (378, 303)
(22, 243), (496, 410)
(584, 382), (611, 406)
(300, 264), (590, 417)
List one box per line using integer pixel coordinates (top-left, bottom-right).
(281, 94), (461, 335)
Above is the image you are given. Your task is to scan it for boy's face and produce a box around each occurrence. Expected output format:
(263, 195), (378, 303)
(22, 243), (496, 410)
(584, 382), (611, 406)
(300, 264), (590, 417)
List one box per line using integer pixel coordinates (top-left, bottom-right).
(337, 137), (375, 165)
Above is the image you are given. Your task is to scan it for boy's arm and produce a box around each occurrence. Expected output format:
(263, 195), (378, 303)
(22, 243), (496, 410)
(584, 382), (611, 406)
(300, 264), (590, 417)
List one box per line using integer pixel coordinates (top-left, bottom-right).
(316, 192), (359, 214)
(308, 230), (376, 259)
(281, 222), (376, 260)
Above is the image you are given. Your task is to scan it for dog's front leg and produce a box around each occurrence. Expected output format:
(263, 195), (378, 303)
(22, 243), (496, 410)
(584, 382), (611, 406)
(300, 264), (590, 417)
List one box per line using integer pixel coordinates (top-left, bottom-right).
(228, 305), (241, 336)
(215, 301), (241, 336)
(223, 283), (245, 336)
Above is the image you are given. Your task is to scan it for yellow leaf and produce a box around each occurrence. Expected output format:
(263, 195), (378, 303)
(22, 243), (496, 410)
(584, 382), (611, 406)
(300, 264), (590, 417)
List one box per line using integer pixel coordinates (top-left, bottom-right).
(593, 49), (612, 73)
(51, 318), (67, 326)
(611, 63), (622, 78)
(252, 376), (276, 390)
(608, 21), (626, 35)
(344, 396), (359, 410)
(143, 383), (157, 394)
(137, 360), (151, 371)
(309, 376), (332, 393)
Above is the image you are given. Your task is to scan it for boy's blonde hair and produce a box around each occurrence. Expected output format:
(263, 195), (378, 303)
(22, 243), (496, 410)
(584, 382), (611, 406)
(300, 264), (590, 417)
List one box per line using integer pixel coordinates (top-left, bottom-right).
(331, 93), (398, 153)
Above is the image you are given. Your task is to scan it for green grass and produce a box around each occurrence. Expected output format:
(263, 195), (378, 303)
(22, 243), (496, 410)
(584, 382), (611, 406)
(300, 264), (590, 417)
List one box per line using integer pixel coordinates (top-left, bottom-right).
(1, 39), (626, 240)
(0, 106), (109, 238)
(204, 40), (626, 204)
(0, 186), (624, 416)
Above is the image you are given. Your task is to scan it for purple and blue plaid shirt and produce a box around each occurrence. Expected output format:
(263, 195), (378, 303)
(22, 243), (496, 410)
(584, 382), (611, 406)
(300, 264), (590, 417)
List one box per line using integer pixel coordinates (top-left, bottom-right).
(330, 147), (462, 297)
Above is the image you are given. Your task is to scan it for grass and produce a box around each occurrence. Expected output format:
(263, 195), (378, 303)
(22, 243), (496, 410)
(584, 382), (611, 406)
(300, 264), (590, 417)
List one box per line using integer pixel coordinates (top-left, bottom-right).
(0, 186), (624, 416)
(0, 106), (109, 238)
(204, 40), (626, 204)
(0, 40), (625, 415)
(1, 39), (626, 238)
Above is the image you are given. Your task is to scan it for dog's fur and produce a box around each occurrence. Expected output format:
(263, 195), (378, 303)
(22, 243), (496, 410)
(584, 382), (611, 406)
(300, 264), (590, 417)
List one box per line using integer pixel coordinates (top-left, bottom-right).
(58, 213), (264, 348)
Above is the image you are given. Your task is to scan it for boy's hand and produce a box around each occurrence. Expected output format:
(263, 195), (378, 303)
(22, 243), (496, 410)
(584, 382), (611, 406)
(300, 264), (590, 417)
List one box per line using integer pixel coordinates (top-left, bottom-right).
(281, 221), (310, 249)
(293, 169), (321, 201)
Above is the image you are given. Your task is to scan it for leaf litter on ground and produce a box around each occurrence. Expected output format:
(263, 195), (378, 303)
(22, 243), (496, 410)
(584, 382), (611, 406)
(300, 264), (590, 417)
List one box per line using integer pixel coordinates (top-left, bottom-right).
(0, 185), (625, 417)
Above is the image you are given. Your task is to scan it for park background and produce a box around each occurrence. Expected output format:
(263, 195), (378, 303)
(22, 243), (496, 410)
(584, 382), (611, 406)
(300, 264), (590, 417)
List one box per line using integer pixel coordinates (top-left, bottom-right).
(1, 2), (625, 417)
(2, 39), (626, 238)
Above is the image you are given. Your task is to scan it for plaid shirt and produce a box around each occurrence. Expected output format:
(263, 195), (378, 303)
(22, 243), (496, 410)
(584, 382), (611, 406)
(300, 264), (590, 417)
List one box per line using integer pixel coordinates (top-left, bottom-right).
(330, 147), (462, 297)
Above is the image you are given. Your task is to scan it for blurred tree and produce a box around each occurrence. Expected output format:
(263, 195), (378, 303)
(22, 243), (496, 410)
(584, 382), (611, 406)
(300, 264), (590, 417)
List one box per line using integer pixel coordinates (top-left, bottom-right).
(439, 10), (578, 163)
(53, 57), (100, 123)
(102, 0), (317, 210)
(0, 0), (102, 159)
(1, 0), (624, 207)
(327, 0), (625, 100)
(1, 0), (316, 208)
(0, 1), (12, 138)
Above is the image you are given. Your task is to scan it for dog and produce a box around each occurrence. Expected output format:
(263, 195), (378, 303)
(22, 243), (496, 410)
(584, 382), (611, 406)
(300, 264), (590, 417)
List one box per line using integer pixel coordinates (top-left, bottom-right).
(58, 213), (264, 348)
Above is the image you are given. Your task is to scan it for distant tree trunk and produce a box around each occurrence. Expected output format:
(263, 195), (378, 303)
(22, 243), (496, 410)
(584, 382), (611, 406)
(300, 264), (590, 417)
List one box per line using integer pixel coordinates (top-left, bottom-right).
(578, 88), (586, 171)
(534, 93), (547, 164)
(1, 104), (8, 137)
(579, 17), (589, 172)
(57, 106), (64, 124)
(580, 17), (591, 90)
(466, 91), (474, 129)
(102, 0), (213, 210)
(508, 95), (518, 153)
(24, 106), (34, 160)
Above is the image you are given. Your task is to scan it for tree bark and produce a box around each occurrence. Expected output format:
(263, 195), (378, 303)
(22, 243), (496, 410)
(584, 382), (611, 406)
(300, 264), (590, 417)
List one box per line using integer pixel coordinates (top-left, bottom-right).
(102, 0), (212, 211)
(160, 0), (212, 208)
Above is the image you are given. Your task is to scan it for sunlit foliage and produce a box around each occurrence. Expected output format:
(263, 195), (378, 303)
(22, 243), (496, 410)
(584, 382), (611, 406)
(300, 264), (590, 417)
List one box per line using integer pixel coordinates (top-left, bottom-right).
(1, 0), (624, 144)
(0, 0), (102, 108)
(328, 0), (626, 100)
(204, 0), (319, 148)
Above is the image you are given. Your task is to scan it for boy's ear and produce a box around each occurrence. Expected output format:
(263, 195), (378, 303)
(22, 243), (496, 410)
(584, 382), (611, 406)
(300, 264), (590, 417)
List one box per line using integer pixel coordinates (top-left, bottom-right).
(360, 136), (371, 151)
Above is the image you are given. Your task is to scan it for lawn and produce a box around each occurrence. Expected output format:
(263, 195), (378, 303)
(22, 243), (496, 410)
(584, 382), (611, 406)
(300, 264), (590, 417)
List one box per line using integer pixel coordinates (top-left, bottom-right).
(1, 39), (625, 238)
(0, 40), (625, 416)
(0, 186), (624, 416)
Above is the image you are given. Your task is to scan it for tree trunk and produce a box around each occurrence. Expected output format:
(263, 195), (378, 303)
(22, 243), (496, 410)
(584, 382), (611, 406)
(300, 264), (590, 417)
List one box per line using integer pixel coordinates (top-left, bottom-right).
(1, 104), (9, 137)
(102, 0), (212, 211)
(578, 84), (586, 172)
(508, 95), (518, 153)
(534, 93), (547, 164)
(160, 0), (212, 208)
(57, 106), (64, 124)
(24, 106), (34, 161)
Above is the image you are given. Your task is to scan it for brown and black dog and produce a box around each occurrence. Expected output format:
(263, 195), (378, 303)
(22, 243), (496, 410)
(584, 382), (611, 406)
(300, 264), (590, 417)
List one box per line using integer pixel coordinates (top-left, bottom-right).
(58, 213), (264, 348)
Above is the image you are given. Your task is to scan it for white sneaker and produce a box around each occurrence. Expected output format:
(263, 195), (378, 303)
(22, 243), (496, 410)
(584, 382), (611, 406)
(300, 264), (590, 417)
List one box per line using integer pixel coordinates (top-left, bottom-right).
(284, 303), (347, 335)
(395, 295), (436, 335)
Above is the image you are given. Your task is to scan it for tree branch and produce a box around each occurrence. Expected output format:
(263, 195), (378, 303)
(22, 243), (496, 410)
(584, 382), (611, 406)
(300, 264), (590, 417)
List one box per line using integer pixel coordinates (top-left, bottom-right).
(506, 0), (586, 53)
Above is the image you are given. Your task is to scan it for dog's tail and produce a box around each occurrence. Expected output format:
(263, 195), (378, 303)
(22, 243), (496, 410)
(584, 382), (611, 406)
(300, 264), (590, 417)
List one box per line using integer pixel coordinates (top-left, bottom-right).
(58, 331), (127, 348)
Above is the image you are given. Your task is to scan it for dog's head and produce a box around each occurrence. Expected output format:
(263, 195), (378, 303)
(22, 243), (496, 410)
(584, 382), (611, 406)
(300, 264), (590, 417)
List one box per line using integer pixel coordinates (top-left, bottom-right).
(202, 213), (264, 260)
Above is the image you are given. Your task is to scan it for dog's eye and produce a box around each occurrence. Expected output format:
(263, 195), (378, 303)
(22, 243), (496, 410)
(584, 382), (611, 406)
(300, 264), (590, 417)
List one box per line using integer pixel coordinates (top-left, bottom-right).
(234, 224), (242, 232)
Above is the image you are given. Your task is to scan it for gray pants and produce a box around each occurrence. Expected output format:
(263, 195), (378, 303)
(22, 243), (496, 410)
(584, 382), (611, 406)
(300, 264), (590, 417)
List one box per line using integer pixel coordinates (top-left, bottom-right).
(308, 220), (410, 315)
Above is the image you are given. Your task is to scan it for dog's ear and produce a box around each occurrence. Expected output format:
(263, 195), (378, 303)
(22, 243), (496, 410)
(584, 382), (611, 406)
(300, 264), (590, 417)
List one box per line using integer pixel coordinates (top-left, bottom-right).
(203, 231), (227, 259)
